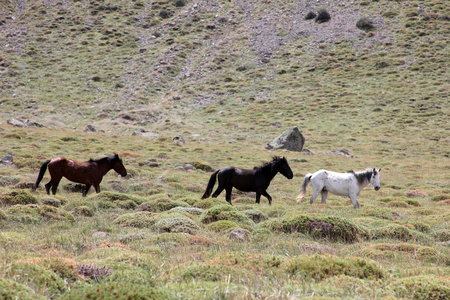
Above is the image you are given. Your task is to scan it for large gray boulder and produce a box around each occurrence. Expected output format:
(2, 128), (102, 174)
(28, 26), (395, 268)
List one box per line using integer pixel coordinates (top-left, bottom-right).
(265, 126), (305, 152)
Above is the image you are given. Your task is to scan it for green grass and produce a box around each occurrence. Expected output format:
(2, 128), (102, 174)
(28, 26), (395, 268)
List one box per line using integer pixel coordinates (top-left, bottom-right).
(0, 0), (449, 298)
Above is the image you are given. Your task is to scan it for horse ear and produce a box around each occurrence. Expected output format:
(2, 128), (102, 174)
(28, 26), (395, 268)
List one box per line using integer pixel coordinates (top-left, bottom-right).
(378, 168), (381, 173)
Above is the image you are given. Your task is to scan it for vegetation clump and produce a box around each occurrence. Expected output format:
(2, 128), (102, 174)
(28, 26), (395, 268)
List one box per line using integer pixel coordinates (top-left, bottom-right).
(371, 224), (428, 242)
(0, 278), (46, 300)
(60, 283), (176, 300)
(261, 214), (366, 243)
(286, 255), (384, 281)
(206, 220), (238, 232)
(1, 190), (39, 206)
(243, 209), (268, 223)
(200, 204), (253, 226)
(113, 211), (156, 228)
(356, 17), (375, 31)
(154, 216), (200, 234)
(315, 8), (331, 23)
(390, 275), (450, 300)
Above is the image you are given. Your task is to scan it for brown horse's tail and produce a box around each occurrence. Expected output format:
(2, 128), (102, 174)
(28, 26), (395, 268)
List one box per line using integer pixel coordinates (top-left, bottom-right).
(296, 173), (312, 204)
(201, 170), (219, 199)
(34, 160), (50, 191)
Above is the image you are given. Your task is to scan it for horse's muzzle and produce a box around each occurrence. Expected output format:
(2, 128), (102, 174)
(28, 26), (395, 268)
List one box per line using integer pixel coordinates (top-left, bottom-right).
(375, 186), (380, 191)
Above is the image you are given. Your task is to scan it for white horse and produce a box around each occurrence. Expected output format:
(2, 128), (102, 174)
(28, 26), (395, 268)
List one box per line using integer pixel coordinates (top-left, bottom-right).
(296, 168), (381, 208)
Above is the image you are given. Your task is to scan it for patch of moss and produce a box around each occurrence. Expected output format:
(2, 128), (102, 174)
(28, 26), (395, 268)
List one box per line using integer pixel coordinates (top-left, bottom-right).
(0, 209), (6, 221)
(0, 278), (46, 300)
(74, 205), (94, 217)
(361, 243), (439, 262)
(243, 209), (268, 223)
(170, 206), (204, 215)
(1, 190), (39, 206)
(371, 224), (428, 242)
(285, 255), (384, 281)
(60, 283), (177, 300)
(390, 275), (450, 300)
(361, 207), (394, 220)
(154, 216), (200, 234)
(113, 211), (156, 228)
(194, 198), (229, 209)
(6, 262), (68, 297)
(261, 214), (366, 243)
(206, 220), (238, 232)
(0, 175), (21, 187)
(139, 198), (190, 212)
(41, 196), (61, 207)
(92, 191), (146, 205)
(179, 263), (247, 282)
(38, 205), (75, 222)
(200, 204), (253, 226)
(431, 194), (450, 201)
(192, 161), (214, 172)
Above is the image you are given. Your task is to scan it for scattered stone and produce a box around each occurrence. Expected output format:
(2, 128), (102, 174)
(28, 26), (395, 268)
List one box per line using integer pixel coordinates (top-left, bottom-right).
(25, 120), (45, 127)
(84, 124), (96, 132)
(7, 118), (25, 127)
(92, 231), (109, 238)
(265, 126), (305, 152)
(0, 155), (13, 165)
(406, 190), (428, 198)
(184, 163), (194, 171)
(224, 228), (249, 242)
(173, 136), (185, 144)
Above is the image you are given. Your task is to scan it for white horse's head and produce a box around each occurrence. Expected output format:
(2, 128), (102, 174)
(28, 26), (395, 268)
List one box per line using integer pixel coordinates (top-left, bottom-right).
(370, 168), (381, 191)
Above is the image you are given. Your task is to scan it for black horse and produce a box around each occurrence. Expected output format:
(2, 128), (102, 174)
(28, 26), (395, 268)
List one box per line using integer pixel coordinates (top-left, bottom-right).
(201, 156), (293, 205)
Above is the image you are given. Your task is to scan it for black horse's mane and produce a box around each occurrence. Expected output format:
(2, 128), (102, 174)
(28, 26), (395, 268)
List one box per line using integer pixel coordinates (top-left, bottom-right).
(346, 168), (373, 185)
(255, 156), (284, 172)
(90, 155), (118, 164)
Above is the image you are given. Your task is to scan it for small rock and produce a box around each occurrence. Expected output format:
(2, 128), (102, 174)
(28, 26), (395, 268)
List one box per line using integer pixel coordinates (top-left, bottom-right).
(224, 228), (249, 242)
(92, 231), (108, 238)
(7, 118), (25, 127)
(173, 136), (185, 144)
(0, 155), (13, 165)
(84, 125), (96, 132)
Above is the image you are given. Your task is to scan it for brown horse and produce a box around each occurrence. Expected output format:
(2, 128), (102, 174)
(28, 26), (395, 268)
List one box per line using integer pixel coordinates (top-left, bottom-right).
(201, 156), (293, 205)
(34, 154), (127, 196)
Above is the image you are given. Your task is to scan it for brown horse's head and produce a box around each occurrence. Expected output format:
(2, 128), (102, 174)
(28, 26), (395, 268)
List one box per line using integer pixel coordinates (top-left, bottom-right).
(112, 153), (127, 177)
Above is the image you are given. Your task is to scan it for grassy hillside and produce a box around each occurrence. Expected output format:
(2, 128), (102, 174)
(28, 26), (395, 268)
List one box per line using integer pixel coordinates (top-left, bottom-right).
(1, 0), (449, 299)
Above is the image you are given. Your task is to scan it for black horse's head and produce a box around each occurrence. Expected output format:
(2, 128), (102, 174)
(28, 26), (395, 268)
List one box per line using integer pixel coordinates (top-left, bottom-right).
(111, 153), (127, 177)
(273, 156), (293, 179)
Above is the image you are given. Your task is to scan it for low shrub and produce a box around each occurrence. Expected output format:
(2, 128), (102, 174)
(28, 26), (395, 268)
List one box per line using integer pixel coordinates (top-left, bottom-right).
(170, 206), (204, 215)
(192, 161), (214, 172)
(38, 205), (75, 222)
(261, 214), (366, 243)
(200, 205), (253, 226)
(93, 191), (146, 205)
(0, 209), (6, 221)
(179, 263), (246, 282)
(371, 224), (428, 242)
(243, 209), (268, 223)
(1, 190), (39, 206)
(154, 217), (200, 234)
(0, 278), (46, 300)
(390, 275), (450, 300)
(315, 8), (331, 23)
(139, 198), (190, 212)
(431, 194), (450, 201)
(194, 198), (228, 209)
(361, 243), (439, 262)
(0, 175), (21, 187)
(41, 196), (61, 207)
(113, 211), (156, 228)
(206, 220), (238, 232)
(77, 263), (114, 280)
(356, 17), (375, 31)
(285, 255), (384, 281)
(75, 205), (94, 217)
(6, 262), (68, 297)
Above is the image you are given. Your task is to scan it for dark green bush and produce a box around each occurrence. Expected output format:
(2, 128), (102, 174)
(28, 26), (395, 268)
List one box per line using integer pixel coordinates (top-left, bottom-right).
(315, 8), (331, 23)
(356, 17), (375, 31)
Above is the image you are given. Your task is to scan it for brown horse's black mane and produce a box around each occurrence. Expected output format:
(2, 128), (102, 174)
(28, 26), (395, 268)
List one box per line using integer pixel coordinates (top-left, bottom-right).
(255, 156), (284, 172)
(89, 155), (119, 164)
(346, 168), (373, 185)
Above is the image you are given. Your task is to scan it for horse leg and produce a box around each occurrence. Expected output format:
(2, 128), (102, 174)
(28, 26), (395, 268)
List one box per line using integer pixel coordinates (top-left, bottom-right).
(45, 182), (52, 195)
(83, 184), (92, 197)
(51, 180), (60, 195)
(350, 194), (360, 208)
(93, 183), (101, 193)
(212, 185), (225, 198)
(320, 190), (328, 204)
(310, 188), (320, 204)
(255, 192), (261, 204)
(261, 190), (272, 205)
(225, 187), (233, 205)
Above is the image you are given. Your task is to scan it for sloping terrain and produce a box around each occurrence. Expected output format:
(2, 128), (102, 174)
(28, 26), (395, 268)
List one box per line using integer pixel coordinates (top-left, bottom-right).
(0, 0), (449, 299)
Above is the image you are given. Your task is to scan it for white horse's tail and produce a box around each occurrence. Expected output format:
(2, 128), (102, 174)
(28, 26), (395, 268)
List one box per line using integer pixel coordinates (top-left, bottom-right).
(296, 173), (312, 204)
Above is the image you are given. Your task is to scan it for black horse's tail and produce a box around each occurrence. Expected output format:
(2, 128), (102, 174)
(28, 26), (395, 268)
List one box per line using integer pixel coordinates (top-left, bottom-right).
(201, 170), (219, 199)
(34, 160), (50, 190)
